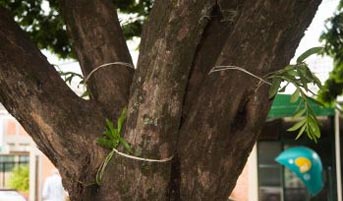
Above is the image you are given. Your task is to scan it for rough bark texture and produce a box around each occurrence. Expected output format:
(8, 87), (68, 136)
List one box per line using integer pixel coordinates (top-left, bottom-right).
(178, 1), (322, 200)
(0, 8), (108, 201)
(183, 0), (246, 117)
(59, 0), (134, 117)
(0, 0), (322, 201)
(179, 0), (318, 200)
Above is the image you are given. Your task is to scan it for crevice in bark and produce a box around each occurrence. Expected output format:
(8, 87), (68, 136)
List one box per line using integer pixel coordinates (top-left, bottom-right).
(178, 0), (322, 200)
(230, 96), (249, 133)
(167, 4), (226, 196)
(182, 0), (246, 118)
(167, 153), (181, 201)
(110, 1), (218, 200)
(181, 3), (223, 120)
(230, 89), (259, 134)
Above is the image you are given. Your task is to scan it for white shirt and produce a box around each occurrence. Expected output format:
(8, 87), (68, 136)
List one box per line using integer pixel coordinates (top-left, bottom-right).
(42, 173), (65, 201)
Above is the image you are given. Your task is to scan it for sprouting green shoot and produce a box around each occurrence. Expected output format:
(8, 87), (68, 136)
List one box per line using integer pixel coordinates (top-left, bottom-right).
(96, 108), (132, 184)
(267, 47), (324, 142)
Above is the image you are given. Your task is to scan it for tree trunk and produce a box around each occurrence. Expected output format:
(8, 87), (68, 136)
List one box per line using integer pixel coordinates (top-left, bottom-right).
(0, 0), (321, 200)
(178, 1), (322, 200)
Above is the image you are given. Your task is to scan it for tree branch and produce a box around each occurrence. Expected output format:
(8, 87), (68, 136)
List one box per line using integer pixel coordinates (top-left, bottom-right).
(182, 0), (246, 118)
(100, 1), (224, 200)
(59, 0), (134, 117)
(168, 2), (246, 198)
(0, 8), (108, 199)
(178, 0), (322, 200)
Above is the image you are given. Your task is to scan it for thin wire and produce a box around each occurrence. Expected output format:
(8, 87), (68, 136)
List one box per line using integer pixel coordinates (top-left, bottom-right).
(209, 65), (272, 85)
(113, 148), (174, 163)
(84, 62), (135, 84)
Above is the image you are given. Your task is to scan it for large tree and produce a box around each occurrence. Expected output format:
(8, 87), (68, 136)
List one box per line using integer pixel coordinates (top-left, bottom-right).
(0, 0), (322, 200)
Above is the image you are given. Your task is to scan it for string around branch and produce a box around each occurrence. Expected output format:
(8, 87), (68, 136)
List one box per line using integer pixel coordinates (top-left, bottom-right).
(96, 147), (174, 184)
(84, 62), (135, 84)
(113, 148), (174, 163)
(209, 65), (272, 86)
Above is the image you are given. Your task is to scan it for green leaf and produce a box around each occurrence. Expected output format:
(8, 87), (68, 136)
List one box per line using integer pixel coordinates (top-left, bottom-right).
(105, 119), (115, 132)
(295, 124), (307, 140)
(306, 127), (313, 140)
(312, 74), (322, 88)
(294, 108), (306, 118)
(279, 65), (296, 74)
(308, 116), (321, 138)
(117, 108), (127, 133)
(268, 78), (282, 98)
(296, 47), (323, 64)
(287, 118), (307, 132)
(266, 48), (325, 143)
(281, 74), (300, 87)
(286, 69), (299, 77)
(119, 138), (132, 154)
(298, 65), (314, 83)
(103, 129), (112, 139)
(97, 138), (116, 149)
(105, 119), (118, 138)
(96, 107), (134, 185)
(290, 88), (301, 103)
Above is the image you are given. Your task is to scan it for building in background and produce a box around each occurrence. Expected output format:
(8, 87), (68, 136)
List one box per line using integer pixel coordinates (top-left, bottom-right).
(0, 104), (56, 201)
(230, 94), (342, 201)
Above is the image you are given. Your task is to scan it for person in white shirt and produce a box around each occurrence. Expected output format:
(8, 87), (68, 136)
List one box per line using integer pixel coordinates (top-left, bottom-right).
(42, 169), (65, 201)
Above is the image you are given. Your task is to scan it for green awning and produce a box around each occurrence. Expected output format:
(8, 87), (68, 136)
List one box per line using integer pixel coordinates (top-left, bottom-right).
(268, 94), (335, 119)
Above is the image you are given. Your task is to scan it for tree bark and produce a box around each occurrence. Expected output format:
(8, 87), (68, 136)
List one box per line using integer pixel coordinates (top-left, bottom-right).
(178, 0), (321, 200)
(109, 1), (218, 200)
(183, 0), (246, 117)
(59, 0), (134, 117)
(0, 0), (322, 201)
(0, 8), (109, 200)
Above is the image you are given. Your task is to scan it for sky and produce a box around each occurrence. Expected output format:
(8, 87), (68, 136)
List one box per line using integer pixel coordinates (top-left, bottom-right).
(42, 0), (340, 95)
(294, 0), (339, 81)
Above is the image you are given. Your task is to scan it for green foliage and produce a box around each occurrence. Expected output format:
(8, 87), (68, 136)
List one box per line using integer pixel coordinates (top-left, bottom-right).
(0, 0), (153, 58)
(268, 47), (323, 99)
(97, 108), (132, 153)
(287, 93), (321, 143)
(116, 0), (153, 39)
(318, 1), (343, 105)
(0, 0), (71, 58)
(8, 165), (29, 193)
(96, 108), (132, 184)
(268, 47), (324, 142)
(296, 47), (323, 64)
(57, 69), (90, 98)
(58, 71), (83, 86)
